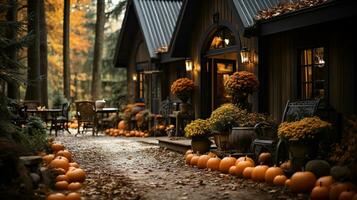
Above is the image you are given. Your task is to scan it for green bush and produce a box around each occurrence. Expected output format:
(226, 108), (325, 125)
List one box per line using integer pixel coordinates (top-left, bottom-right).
(20, 116), (49, 153)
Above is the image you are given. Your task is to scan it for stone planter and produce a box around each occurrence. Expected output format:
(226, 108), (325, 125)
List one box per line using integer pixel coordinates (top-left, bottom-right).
(229, 127), (256, 152)
(288, 139), (318, 171)
(191, 136), (211, 154)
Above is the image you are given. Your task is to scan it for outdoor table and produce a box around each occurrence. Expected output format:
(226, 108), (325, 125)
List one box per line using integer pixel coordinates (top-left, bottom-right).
(26, 108), (62, 120)
(96, 108), (119, 131)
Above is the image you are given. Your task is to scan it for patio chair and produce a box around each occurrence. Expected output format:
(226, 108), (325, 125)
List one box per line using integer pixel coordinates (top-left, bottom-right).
(252, 99), (320, 165)
(75, 101), (98, 136)
(50, 102), (71, 136)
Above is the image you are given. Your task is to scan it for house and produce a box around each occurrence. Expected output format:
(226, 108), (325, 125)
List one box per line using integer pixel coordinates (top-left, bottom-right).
(115, 0), (357, 127)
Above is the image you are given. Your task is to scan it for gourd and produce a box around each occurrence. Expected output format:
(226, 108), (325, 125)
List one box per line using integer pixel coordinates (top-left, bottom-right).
(289, 171), (316, 193)
(197, 155), (210, 169)
(219, 157), (237, 174)
(331, 166), (351, 182)
(311, 183), (329, 200)
(50, 156), (69, 171)
(329, 182), (355, 200)
(251, 165), (269, 182)
(273, 175), (287, 186)
(265, 167), (284, 184)
(190, 155), (200, 166)
(242, 167), (254, 179)
(236, 159), (255, 177)
(66, 168), (86, 183)
(258, 152), (271, 165)
(66, 192), (81, 200)
(305, 160), (331, 178)
(315, 176), (334, 188)
(207, 157), (221, 171)
(46, 193), (66, 200)
(56, 150), (72, 162)
(68, 182), (82, 191)
(55, 181), (68, 190)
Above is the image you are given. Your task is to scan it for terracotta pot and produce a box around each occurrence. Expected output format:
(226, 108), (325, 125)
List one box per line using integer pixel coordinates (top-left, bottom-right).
(191, 137), (211, 154)
(229, 127), (256, 152)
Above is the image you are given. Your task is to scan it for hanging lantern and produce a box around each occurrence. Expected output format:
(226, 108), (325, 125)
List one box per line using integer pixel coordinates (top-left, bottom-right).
(240, 47), (250, 64)
(185, 59), (193, 72)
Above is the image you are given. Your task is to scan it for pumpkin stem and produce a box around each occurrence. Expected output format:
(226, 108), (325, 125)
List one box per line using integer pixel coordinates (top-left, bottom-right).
(319, 181), (322, 187)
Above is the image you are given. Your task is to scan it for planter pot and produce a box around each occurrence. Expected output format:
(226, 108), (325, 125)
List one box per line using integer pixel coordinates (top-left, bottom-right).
(229, 127), (256, 152)
(288, 139), (318, 171)
(191, 137), (211, 154)
(213, 133), (229, 151)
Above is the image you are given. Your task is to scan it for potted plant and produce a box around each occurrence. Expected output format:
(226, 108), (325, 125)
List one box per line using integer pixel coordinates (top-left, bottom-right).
(184, 119), (211, 153)
(224, 71), (259, 111)
(170, 78), (194, 113)
(278, 117), (331, 171)
(208, 103), (246, 150)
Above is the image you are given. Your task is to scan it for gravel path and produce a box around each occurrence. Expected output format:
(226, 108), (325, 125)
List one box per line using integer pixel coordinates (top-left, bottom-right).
(55, 134), (308, 200)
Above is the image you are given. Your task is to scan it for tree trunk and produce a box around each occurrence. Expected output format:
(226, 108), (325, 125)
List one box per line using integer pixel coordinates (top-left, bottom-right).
(91, 0), (105, 100)
(39, 0), (48, 106)
(25, 0), (41, 102)
(63, 0), (70, 100)
(6, 0), (19, 100)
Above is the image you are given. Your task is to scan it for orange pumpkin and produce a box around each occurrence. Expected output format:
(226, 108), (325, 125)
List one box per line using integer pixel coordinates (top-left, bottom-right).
(66, 168), (86, 183)
(311, 184), (329, 200)
(273, 175), (288, 186)
(68, 182), (82, 191)
(251, 165), (269, 182)
(55, 180), (68, 190)
(330, 183), (355, 200)
(197, 155), (210, 169)
(118, 120), (127, 130)
(207, 157), (221, 171)
(46, 193), (66, 200)
(50, 156), (69, 171)
(338, 190), (356, 200)
(51, 143), (64, 153)
(258, 152), (271, 165)
(280, 160), (292, 170)
(285, 179), (291, 187)
(236, 159), (255, 177)
(43, 154), (55, 165)
(242, 167), (254, 179)
(265, 167), (284, 184)
(69, 162), (80, 168)
(185, 154), (194, 164)
(315, 176), (334, 188)
(219, 157), (237, 174)
(66, 192), (81, 200)
(190, 155), (200, 166)
(229, 166), (238, 175)
(236, 156), (255, 165)
(56, 175), (68, 182)
(56, 150), (72, 162)
(290, 171), (316, 193)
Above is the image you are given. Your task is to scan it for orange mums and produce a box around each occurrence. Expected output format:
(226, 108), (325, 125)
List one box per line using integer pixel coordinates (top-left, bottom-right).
(170, 78), (194, 101)
(224, 71), (259, 96)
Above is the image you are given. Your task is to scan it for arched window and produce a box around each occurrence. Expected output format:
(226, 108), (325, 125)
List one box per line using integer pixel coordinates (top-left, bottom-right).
(208, 27), (236, 50)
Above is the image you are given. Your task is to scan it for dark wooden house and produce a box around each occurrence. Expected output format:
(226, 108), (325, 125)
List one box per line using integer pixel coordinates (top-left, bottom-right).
(114, 0), (185, 113)
(115, 0), (357, 127)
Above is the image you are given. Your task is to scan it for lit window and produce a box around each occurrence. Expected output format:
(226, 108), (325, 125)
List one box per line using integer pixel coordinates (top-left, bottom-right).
(209, 28), (236, 50)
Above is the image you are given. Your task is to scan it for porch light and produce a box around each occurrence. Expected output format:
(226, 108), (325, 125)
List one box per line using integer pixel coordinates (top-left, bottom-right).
(185, 59), (193, 72)
(240, 47), (250, 64)
(132, 74), (137, 81)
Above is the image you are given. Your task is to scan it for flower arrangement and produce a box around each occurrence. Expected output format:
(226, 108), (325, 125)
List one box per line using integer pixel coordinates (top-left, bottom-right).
(184, 119), (211, 138)
(170, 78), (194, 102)
(278, 117), (331, 141)
(224, 71), (259, 97)
(208, 103), (247, 133)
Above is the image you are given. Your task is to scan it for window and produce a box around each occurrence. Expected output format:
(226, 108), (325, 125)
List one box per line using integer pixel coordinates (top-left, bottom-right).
(299, 47), (328, 105)
(209, 28), (236, 50)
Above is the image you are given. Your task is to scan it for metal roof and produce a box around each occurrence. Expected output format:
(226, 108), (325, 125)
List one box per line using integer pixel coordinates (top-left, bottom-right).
(232, 0), (296, 28)
(133, 0), (182, 58)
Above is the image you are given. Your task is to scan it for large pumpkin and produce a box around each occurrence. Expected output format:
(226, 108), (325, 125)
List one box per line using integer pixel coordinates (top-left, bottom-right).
(56, 150), (72, 162)
(219, 157), (237, 174)
(290, 171), (317, 193)
(197, 155), (210, 169)
(265, 167), (284, 184)
(118, 120), (127, 130)
(236, 160), (255, 177)
(310, 184), (329, 200)
(251, 165), (269, 182)
(50, 156), (69, 171)
(66, 168), (86, 183)
(207, 157), (221, 171)
(329, 182), (355, 200)
(46, 193), (66, 200)
(273, 175), (288, 186)
(242, 167), (254, 179)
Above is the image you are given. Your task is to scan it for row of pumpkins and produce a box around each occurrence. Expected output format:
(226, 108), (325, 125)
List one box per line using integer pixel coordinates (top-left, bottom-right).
(105, 128), (150, 137)
(42, 143), (86, 200)
(185, 150), (357, 200)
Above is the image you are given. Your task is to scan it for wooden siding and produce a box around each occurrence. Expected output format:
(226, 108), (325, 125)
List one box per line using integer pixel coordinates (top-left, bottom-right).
(261, 17), (357, 121)
(187, 0), (258, 118)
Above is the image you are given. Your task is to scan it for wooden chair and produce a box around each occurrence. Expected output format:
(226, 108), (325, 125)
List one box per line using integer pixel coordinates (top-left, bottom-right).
(75, 101), (97, 136)
(50, 102), (71, 136)
(252, 99), (320, 165)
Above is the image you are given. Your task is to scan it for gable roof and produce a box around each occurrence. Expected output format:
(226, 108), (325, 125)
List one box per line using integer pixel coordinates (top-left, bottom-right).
(114, 0), (182, 67)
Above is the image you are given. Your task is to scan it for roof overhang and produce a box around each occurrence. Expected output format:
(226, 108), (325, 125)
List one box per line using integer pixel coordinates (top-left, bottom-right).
(256, 0), (357, 36)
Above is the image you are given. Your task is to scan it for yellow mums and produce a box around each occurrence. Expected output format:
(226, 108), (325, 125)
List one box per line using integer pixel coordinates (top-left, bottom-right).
(170, 78), (194, 101)
(278, 117), (331, 140)
(184, 119), (211, 138)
